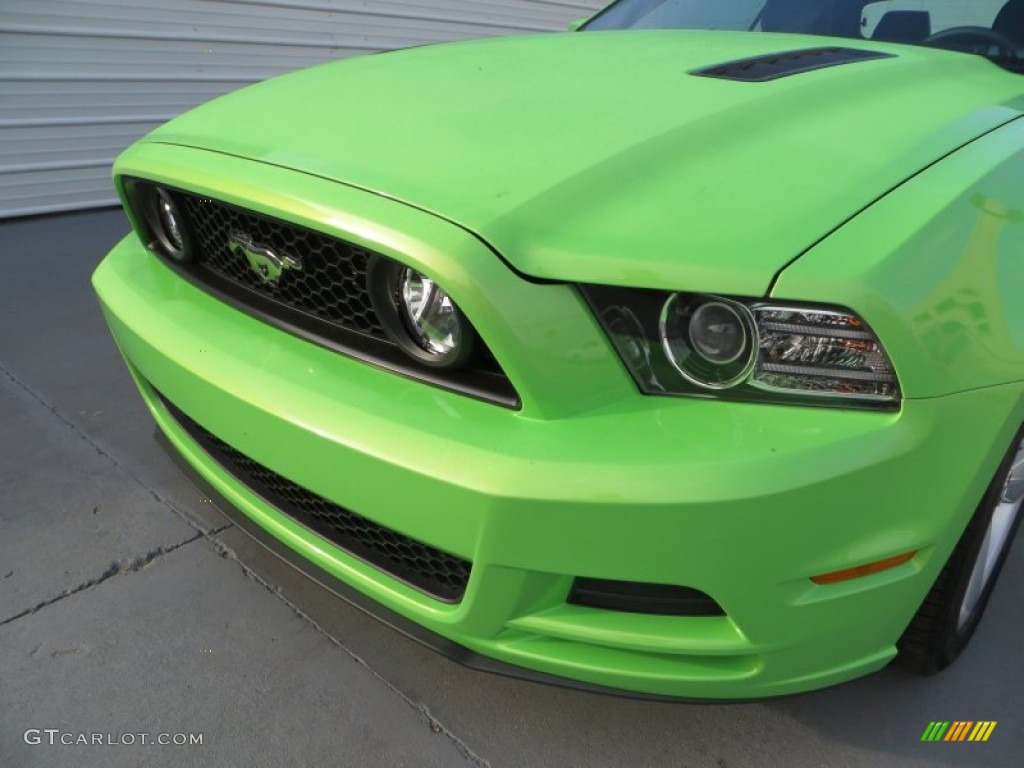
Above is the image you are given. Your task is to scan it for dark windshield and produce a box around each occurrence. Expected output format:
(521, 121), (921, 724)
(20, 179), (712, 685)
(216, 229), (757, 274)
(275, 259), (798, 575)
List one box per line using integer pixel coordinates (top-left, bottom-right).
(583, 0), (1024, 72)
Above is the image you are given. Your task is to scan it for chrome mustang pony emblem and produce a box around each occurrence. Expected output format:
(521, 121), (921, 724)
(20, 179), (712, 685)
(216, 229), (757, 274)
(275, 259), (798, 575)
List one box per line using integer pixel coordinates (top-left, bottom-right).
(229, 232), (301, 285)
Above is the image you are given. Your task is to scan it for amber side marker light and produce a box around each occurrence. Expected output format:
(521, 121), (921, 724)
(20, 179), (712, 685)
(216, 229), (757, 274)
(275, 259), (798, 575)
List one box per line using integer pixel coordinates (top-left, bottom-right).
(811, 552), (917, 585)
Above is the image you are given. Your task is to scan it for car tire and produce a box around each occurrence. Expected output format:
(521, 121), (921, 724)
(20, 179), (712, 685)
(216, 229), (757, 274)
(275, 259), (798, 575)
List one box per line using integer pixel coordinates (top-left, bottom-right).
(896, 425), (1024, 675)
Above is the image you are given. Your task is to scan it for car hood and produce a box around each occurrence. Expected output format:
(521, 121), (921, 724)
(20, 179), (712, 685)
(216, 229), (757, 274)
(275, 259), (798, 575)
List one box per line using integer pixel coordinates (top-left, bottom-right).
(145, 31), (1024, 295)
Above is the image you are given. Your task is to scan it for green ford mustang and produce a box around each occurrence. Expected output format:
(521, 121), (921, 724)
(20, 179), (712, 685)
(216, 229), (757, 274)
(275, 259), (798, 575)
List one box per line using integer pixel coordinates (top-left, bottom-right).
(93, 0), (1024, 699)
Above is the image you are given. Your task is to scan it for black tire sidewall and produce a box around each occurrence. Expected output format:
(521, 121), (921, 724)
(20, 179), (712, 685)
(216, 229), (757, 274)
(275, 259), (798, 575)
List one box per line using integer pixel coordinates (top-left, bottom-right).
(936, 428), (1024, 666)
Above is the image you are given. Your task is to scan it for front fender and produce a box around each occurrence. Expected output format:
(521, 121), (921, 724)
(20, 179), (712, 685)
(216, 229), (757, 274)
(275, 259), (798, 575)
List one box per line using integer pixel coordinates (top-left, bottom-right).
(772, 116), (1024, 400)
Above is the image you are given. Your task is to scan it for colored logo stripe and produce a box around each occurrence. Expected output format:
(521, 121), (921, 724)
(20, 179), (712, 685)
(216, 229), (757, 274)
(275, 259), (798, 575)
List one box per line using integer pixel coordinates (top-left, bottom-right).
(944, 721), (973, 741)
(921, 722), (949, 741)
(969, 722), (997, 742)
(920, 721), (996, 742)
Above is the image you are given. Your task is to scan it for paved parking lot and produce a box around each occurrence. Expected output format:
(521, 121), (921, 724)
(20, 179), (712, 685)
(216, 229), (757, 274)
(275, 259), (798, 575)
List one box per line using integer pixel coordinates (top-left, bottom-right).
(1, 210), (1022, 767)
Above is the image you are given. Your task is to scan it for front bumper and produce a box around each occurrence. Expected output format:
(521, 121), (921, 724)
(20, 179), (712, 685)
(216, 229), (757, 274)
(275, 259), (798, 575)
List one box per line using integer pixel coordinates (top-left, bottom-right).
(93, 145), (1019, 699)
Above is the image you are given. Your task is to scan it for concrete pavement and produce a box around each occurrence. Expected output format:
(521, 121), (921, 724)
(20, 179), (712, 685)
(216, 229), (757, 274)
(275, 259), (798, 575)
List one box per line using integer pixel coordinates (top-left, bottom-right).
(1, 209), (1021, 767)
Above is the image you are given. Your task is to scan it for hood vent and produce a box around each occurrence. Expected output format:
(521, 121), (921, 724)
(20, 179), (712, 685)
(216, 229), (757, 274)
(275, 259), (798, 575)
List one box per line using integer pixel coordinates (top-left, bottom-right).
(693, 47), (895, 82)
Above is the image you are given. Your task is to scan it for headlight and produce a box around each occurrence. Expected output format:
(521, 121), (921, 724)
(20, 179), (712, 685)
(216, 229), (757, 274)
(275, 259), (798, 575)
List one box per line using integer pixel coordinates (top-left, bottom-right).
(368, 256), (474, 369)
(581, 285), (900, 408)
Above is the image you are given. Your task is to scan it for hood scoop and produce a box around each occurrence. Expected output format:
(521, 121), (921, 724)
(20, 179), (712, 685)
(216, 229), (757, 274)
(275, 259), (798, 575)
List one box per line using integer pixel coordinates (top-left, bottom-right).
(692, 46), (895, 82)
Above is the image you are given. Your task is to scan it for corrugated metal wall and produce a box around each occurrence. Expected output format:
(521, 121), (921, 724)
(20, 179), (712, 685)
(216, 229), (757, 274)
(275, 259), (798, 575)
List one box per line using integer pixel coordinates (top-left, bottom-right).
(1, 0), (604, 218)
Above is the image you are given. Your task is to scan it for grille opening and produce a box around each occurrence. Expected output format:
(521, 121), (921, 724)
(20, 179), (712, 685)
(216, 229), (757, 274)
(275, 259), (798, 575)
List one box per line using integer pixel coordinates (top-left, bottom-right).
(125, 178), (517, 408)
(157, 391), (472, 603)
(182, 192), (386, 337)
(568, 578), (725, 617)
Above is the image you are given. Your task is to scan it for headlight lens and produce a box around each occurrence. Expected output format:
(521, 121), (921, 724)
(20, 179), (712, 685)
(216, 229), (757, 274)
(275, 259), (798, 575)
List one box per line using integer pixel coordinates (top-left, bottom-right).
(580, 285), (900, 408)
(367, 257), (474, 369)
(661, 295), (756, 389)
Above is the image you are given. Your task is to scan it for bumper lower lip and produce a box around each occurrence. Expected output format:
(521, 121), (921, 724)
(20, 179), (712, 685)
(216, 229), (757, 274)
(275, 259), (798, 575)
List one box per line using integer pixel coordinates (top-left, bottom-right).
(154, 427), (744, 704)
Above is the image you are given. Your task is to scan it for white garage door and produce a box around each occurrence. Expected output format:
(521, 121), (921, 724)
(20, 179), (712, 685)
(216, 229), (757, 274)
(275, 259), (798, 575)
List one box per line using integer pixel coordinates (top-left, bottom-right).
(1, 0), (605, 219)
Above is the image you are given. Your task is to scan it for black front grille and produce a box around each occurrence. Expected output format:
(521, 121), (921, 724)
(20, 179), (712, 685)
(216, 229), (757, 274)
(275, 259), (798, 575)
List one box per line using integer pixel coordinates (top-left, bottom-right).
(183, 195), (387, 338)
(159, 393), (472, 602)
(125, 179), (519, 408)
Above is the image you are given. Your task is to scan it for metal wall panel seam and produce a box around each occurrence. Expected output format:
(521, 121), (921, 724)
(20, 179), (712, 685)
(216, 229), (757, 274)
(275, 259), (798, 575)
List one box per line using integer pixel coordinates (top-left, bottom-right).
(0, 25), (387, 50)
(0, 0), (605, 219)
(0, 116), (177, 128)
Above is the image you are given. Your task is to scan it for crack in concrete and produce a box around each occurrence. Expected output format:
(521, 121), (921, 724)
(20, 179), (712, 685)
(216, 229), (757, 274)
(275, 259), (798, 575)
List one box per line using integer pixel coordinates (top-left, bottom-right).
(2, 365), (487, 763)
(211, 538), (492, 768)
(0, 364), (226, 537)
(0, 526), (231, 627)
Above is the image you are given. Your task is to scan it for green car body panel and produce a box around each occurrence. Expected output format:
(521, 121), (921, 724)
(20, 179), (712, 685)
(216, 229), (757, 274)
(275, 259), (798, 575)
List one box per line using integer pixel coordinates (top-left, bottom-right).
(92, 26), (1024, 699)
(147, 31), (1024, 296)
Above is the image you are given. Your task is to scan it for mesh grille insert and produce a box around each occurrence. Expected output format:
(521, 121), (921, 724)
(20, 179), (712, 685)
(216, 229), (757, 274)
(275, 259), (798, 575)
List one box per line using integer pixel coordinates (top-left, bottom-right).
(158, 392), (472, 603)
(182, 194), (386, 337)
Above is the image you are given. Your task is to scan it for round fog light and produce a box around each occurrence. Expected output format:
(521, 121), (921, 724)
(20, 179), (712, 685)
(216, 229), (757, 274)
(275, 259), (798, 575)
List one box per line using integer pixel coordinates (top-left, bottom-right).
(660, 294), (756, 389)
(146, 186), (190, 261)
(367, 257), (475, 369)
(400, 268), (462, 356)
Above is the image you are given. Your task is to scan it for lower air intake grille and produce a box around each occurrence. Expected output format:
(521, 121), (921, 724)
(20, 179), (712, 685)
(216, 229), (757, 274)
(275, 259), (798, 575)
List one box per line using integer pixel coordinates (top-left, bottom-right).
(568, 578), (724, 616)
(159, 393), (472, 602)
